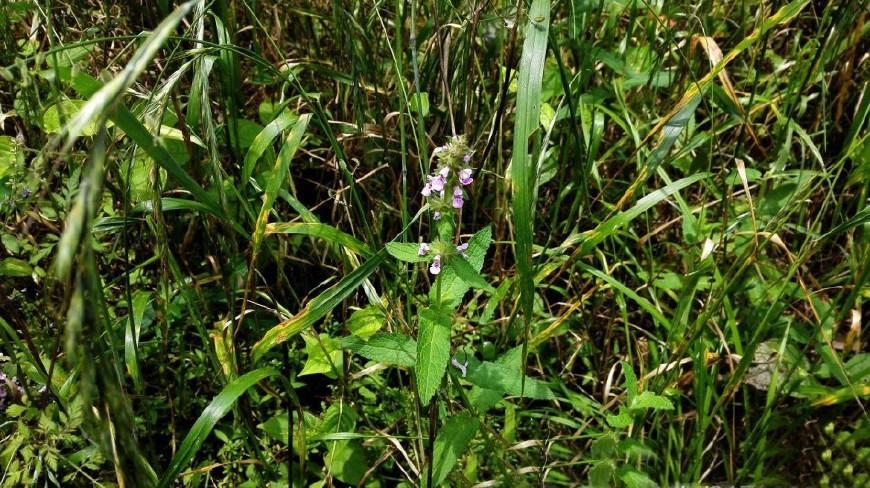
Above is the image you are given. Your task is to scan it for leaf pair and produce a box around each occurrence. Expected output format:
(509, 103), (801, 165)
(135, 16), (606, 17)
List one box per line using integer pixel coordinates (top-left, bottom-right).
(606, 362), (674, 429)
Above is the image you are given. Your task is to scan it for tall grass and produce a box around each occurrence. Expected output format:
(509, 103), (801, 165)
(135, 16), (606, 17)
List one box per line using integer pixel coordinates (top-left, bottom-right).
(0, 0), (867, 486)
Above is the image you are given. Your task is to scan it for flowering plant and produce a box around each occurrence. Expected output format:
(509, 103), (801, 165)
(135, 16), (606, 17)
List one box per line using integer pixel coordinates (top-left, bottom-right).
(385, 136), (493, 404)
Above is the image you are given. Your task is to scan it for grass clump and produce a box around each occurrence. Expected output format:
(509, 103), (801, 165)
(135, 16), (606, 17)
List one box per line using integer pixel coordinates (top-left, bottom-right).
(0, 0), (867, 486)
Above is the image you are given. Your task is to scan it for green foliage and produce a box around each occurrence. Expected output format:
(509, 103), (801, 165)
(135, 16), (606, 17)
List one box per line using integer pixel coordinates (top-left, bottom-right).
(339, 333), (417, 367)
(1, 0), (866, 486)
(415, 307), (452, 405)
(429, 412), (480, 487)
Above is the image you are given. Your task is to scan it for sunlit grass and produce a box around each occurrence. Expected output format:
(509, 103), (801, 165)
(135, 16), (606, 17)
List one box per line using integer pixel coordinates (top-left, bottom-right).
(0, 0), (867, 486)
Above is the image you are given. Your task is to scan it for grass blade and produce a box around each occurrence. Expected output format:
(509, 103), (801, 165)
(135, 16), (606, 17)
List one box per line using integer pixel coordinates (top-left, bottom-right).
(157, 368), (280, 487)
(251, 115), (311, 256)
(251, 249), (388, 362)
(60, 0), (197, 152)
(268, 222), (373, 258)
(511, 0), (550, 351)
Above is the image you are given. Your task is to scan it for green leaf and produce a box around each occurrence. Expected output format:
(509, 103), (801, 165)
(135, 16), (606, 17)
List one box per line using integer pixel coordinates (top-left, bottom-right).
(257, 414), (289, 444)
(69, 72), (232, 232)
(820, 206), (870, 239)
(464, 357), (553, 400)
(157, 368), (279, 488)
(0, 136), (15, 178)
(242, 110), (298, 185)
(567, 173), (710, 257)
(300, 332), (342, 378)
(591, 435), (618, 459)
(415, 307), (452, 404)
(251, 115), (311, 257)
(345, 306), (385, 339)
(617, 439), (659, 461)
(43, 99), (113, 136)
(267, 222), (373, 258)
(621, 361), (638, 405)
(511, 0), (550, 351)
(606, 412), (633, 429)
(338, 333), (417, 367)
(0, 258), (32, 277)
(589, 462), (615, 487)
(430, 226), (492, 308)
(124, 291), (152, 392)
(326, 440), (367, 485)
(446, 256), (495, 293)
(617, 466), (659, 488)
(630, 391), (674, 411)
(429, 413), (480, 487)
(317, 403), (366, 485)
(579, 263), (671, 331)
(252, 248), (388, 362)
(539, 102), (556, 129)
(44, 45), (93, 69)
(409, 92), (429, 117)
(386, 242), (429, 263)
(464, 347), (554, 400)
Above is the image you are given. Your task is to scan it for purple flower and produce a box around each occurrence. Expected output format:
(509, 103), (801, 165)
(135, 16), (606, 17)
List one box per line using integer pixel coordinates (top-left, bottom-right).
(439, 166), (450, 178)
(452, 195), (464, 209)
(459, 168), (473, 186)
(429, 255), (442, 275)
(457, 242), (468, 258)
(418, 243), (429, 256)
(453, 186), (463, 197)
(463, 154), (471, 163)
(429, 174), (446, 192)
(421, 183), (432, 197)
(433, 211), (442, 220)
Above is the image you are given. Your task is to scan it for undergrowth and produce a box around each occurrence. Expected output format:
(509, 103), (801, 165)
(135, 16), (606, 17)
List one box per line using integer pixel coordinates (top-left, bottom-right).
(0, 0), (868, 486)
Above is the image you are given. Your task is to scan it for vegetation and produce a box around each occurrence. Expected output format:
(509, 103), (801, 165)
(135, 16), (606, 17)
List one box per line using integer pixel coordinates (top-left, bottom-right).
(0, 0), (868, 486)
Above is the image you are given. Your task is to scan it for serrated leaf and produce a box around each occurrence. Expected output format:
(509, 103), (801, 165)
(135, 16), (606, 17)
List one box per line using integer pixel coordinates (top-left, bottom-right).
(617, 466), (659, 488)
(463, 347), (553, 400)
(429, 413), (480, 487)
(606, 412), (633, 429)
(386, 242), (429, 263)
(446, 256), (495, 293)
(589, 462), (614, 487)
(591, 435), (617, 459)
(630, 391), (674, 411)
(431, 226), (492, 308)
(339, 333), (416, 367)
(464, 358), (553, 400)
(416, 307), (451, 404)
